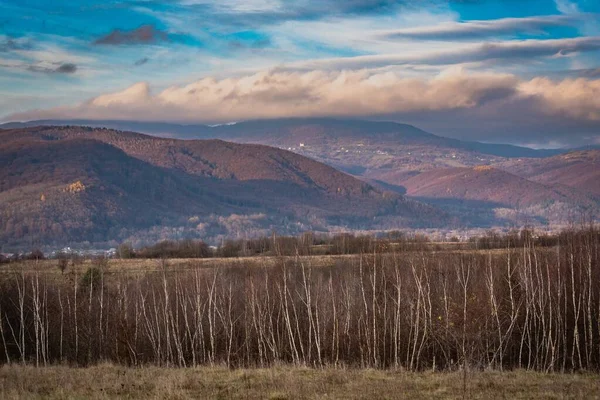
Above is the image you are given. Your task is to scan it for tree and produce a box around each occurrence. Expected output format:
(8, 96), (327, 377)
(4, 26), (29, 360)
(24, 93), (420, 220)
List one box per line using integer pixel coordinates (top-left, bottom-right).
(117, 243), (135, 259)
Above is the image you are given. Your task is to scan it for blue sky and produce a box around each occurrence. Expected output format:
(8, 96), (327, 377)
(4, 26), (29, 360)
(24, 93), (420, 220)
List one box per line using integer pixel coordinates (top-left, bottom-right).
(1, 0), (600, 146)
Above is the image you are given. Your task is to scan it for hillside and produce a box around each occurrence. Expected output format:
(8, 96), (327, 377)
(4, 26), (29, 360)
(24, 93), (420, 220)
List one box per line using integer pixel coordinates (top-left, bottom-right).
(0, 126), (447, 248)
(499, 150), (600, 199)
(1, 118), (566, 166)
(397, 166), (583, 205)
(10, 127), (371, 195)
(3, 120), (597, 230)
(375, 166), (598, 226)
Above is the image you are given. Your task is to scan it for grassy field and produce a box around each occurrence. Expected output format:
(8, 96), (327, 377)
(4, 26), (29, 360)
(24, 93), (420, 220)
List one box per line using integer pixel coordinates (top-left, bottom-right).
(1, 364), (599, 399)
(0, 247), (515, 275)
(0, 254), (351, 274)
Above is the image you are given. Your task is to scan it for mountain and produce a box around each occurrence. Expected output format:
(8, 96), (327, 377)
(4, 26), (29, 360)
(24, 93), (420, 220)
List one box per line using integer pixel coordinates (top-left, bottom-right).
(3, 119), (587, 178)
(1, 117), (569, 157)
(379, 166), (572, 206)
(0, 126), (447, 249)
(371, 165), (599, 226)
(0, 119), (215, 140)
(205, 118), (565, 158)
(3, 119), (597, 230)
(499, 150), (600, 199)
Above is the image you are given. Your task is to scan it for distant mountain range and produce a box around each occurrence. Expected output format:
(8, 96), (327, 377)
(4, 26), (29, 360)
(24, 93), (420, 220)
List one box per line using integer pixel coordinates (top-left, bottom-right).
(1, 118), (585, 158)
(0, 125), (446, 249)
(1, 119), (598, 248)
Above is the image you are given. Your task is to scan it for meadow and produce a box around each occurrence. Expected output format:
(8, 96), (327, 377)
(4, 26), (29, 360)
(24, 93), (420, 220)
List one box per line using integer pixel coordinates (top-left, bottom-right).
(1, 364), (599, 399)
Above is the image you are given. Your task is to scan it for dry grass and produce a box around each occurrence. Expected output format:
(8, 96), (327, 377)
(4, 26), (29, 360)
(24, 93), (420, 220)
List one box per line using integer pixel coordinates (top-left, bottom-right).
(0, 364), (598, 399)
(0, 247), (519, 276)
(0, 255), (355, 276)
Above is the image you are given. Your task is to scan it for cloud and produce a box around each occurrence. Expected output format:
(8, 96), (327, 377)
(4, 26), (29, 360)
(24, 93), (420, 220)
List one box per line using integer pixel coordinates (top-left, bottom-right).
(583, 68), (600, 78)
(177, 0), (409, 23)
(519, 77), (600, 120)
(91, 82), (151, 107)
(1, 68), (521, 122)
(229, 38), (271, 49)
(555, 0), (580, 15)
(27, 62), (77, 74)
(134, 57), (149, 66)
(0, 37), (32, 52)
(378, 15), (584, 41)
(294, 37), (600, 70)
(397, 95), (600, 148)
(94, 25), (169, 45)
(6, 67), (600, 147)
(55, 63), (77, 73)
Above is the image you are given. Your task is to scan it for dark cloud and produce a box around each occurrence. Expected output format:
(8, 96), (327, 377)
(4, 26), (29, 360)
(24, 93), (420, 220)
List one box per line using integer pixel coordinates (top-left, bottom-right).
(27, 63), (77, 74)
(94, 25), (168, 45)
(0, 37), (32, 52)
(134, 57), (149, 66)
(581, 68), (600, 78)
(228, 38), (271, 50)
(391, 97), (600, 148)
(379, 15), (584, 41)
(55, 63), (77, 73)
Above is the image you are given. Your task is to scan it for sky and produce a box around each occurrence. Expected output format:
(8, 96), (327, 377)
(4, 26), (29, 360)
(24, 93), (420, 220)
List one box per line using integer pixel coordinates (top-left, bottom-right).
(1, 0), (600, 148)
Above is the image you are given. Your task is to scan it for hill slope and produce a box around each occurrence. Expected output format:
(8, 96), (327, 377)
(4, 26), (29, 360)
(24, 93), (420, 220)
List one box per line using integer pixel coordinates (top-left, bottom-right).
(0, 126), (447, 248)
(375, 166), (599, 226)
(1, 118), (566, 155)
(499, 150), (600, 199)
(4, 120), (597, 229)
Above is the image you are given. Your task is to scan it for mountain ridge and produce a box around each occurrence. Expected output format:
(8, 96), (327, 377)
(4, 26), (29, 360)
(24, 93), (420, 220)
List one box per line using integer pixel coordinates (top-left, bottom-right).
(1, 118), (580, 158)
(0, 126), (448, 249)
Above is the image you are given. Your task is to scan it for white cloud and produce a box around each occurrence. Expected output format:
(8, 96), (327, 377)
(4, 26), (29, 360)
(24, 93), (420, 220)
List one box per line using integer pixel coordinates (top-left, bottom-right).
(91, 82), (152, 107)
(6, 68), (520, 122)
(14, 46), (96, 65)
(378, 15), (584, 41)
(519, 77), (600, 120)
(555, 0), (580, 14)
(178, 0), (280, 13)
(290, 37), (600, 70)
(5, 67), (600, 149)
(266, 9), (456, 54)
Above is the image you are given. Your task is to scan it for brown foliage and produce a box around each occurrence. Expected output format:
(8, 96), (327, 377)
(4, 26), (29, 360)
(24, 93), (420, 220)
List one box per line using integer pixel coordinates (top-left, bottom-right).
(0, 227), (598, 371)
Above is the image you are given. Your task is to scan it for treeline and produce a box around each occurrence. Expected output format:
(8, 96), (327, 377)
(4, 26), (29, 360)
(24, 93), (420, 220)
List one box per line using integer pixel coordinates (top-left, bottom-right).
(118, 239), (212, 259)
(0, 250), (45, 264)
(0, 227), (598, 371)
(2, 228), (576, 263)
(114, 233), (430, 259)
(468, 228), (579, 249)
(114, 228), (578, 259)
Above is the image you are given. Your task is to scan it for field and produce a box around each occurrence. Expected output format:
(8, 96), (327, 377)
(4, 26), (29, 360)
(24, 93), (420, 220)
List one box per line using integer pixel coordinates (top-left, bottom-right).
(1, 364), (599, 399)
(0, 229), (598, 398)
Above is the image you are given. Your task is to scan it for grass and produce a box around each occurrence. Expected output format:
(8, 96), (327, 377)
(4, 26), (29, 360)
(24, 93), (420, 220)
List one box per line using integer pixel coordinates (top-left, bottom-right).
(0, 254), (354, 276)
(0, 364), (598, 399)
(1, 247), (521, 276)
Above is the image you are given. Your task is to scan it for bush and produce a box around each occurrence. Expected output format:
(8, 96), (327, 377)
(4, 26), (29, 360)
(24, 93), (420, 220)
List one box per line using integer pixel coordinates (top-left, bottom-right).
(80, 266), (102, 289)
(25, 249), (45, 260)
(137, 239), (211, 259)
(57, 258), (69, 274)
(117, 243), (135, 259)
